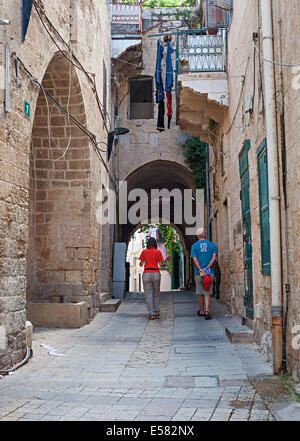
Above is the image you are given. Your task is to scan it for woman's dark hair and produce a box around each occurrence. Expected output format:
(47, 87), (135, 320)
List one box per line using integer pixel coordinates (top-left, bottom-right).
(146, 237), (157, 249)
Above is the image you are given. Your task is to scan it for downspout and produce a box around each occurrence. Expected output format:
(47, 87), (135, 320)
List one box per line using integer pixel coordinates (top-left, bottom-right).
(205, 143), (211, 240)
(260, 0), (283, 374)
(274, 0), (289, 372)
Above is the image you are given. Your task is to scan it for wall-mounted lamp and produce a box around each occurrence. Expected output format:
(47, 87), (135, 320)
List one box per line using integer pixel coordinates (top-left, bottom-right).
(96, 127), (130, 161)
(107, 127), (129, 161)
(0, 19), (10, 25)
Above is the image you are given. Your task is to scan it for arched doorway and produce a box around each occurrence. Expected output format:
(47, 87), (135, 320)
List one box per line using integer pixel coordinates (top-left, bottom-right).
(115, 160), (199, 293)
(26, 53), (93, 306)
(126, 222), (188, 293)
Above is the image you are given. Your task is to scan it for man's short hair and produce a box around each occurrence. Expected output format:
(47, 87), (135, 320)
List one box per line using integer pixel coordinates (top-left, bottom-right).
(196, 227), (206, 237)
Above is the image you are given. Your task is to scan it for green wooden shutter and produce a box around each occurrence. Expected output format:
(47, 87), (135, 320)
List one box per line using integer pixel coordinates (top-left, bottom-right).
(257, 139), (271, 275)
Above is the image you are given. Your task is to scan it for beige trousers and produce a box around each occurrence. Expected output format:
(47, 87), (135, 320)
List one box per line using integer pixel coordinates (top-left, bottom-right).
(142, 272), (161, 315)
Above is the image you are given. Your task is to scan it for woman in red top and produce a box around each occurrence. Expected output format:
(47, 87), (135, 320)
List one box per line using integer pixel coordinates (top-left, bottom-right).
(139, 237), (166, 320)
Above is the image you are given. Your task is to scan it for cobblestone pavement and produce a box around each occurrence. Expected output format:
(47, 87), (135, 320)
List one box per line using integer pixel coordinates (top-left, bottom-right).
(0, 292), (290, 421)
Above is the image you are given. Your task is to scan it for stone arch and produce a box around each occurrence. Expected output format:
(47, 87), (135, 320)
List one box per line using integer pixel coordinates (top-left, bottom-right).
(26, 52), (93, 305)
(117, 160), (198, 289)
(126, 221), (188, 258)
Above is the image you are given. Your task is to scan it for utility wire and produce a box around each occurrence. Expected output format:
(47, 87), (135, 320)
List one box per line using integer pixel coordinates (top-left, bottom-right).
(32, 0), (110, 133)
(14, 55), (116, 188)
(112, 57), (144, 69)
(222, 56), (250, 136)
(252, 39), (300, 67)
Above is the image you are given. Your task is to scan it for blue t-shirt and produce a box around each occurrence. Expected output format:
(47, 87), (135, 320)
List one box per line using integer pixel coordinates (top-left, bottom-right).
(191, 240), (218, 276)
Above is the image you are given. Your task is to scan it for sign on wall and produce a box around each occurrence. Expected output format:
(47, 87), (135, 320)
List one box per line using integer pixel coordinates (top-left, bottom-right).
(24, 100), (30, 119)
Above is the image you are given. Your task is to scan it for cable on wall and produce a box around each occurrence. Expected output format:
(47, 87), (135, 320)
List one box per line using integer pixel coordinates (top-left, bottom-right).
(222, 56), (250, 136)
(14, 55), (116, 188)
(32, 0), (110, 133)
(252, 39), (300, 67)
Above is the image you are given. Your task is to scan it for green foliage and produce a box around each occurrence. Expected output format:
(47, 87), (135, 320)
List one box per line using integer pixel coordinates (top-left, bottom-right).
(182, 136), (207, 190)
(138, 224), (181, 274)
(207, 119), (219, 145)
(124, 0), (197, 8)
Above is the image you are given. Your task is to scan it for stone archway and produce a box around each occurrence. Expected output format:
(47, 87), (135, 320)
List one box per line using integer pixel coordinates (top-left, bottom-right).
(26, 52), (95, 311)
(117, 160), (199, 289)
(126, 221), (189, 292)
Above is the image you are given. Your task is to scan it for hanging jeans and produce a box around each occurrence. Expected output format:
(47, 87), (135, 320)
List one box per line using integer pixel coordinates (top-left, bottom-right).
(142, 272), (161, 315)
(157, 100), (165, 132)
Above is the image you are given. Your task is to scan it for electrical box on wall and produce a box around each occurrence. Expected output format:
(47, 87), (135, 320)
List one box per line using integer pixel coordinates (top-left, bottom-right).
(244, 93), (254, 114)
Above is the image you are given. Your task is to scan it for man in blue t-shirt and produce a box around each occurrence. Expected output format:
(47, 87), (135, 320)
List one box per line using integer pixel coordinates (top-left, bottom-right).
(191, 228), (218, 320)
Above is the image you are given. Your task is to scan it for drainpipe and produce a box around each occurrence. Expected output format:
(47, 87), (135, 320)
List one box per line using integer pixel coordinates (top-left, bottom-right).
(274, 0), (289, 372)
(260, 0), (283, 374)
(205, 143), (211, 240)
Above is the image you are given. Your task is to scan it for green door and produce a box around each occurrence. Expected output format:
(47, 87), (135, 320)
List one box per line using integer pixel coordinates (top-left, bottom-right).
(239, 142), (254, 319)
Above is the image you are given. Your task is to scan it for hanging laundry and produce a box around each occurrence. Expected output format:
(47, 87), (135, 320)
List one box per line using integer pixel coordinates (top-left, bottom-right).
(155, 40), (165, 132)
(165, 42), (174, 129)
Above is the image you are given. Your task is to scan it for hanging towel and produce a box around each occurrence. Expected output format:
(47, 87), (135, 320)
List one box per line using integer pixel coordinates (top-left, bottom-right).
(155, 40), (165, 132)
(165, 42), (174, 129)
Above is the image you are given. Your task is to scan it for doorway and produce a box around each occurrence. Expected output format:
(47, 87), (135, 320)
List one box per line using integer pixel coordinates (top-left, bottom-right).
(239, 141), (254, 319)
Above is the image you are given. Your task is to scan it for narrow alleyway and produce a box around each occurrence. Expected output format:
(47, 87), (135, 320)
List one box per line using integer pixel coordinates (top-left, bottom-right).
(0, 293), (292, 421)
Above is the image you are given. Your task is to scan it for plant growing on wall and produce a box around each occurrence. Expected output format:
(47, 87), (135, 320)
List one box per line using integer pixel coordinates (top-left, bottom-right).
(181, 136), (207, 190)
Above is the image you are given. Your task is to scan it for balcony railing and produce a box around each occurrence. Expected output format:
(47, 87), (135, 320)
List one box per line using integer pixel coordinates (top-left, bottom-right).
(111, 2), (142, 36)
(178, 29), (227, 73)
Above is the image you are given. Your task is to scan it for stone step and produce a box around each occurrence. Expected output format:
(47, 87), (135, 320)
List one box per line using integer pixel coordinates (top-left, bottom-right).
(100, 292), (110, 304)
(100, 299), (121, 313)
(225, 325), (255, 344)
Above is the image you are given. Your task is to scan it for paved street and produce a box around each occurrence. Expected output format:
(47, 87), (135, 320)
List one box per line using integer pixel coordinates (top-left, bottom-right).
(0, 292), (291, 421)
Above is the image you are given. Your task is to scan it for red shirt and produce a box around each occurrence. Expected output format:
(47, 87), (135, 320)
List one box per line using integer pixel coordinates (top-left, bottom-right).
(139, 248), (164, 273)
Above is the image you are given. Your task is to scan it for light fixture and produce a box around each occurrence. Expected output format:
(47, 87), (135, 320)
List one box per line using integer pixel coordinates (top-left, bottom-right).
(0, 19), (10, 25)
(107, 127), (130, 161)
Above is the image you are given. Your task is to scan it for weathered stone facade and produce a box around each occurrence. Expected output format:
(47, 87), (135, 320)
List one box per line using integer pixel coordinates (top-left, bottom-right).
(207, 0), (300, 378)
(113, 9), (198, 284)
(0, 0), (113, 369)
(173, 0), (300, 380)
(114, 11), (190, 183)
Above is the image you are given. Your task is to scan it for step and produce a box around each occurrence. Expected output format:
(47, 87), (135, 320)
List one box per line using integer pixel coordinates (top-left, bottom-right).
(100, 299), (121, 313)
(225, 325), (255, 344)
(100, 292), (110, 304)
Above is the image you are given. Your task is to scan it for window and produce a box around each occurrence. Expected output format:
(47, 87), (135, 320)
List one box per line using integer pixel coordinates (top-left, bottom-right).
(257, 139), (271, 275)
(129, 77), (153, 120)
(205, 0), (232, 28)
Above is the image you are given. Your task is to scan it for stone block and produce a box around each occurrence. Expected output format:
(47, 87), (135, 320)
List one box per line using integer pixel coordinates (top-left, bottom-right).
(226, 325), (255, 344)
(100, 299), (121, 312)
(100, 292), (110, 304)
(26, 302), (89, 328)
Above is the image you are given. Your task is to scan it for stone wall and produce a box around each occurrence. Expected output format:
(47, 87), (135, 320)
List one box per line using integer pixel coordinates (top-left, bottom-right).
(115, 12), (190, 183)
(211, 0), (272, 356)
(0, 0), (112, 369)
(210, 0), (300, 376)
(275, 0), (300, 380)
